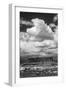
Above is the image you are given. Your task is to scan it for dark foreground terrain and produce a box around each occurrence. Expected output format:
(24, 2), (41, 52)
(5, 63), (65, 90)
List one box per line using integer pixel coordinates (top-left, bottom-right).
(20, 55), (58, 78)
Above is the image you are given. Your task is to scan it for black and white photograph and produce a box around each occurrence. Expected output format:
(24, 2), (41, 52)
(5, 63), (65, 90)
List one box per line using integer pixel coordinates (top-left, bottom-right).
(20, 11), (58, 78)
(8, 3), (64, 86)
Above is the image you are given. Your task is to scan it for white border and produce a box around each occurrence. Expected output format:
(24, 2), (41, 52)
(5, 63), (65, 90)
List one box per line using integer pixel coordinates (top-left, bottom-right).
(9, 4), (64, 86)
(9, 4), (16, 86)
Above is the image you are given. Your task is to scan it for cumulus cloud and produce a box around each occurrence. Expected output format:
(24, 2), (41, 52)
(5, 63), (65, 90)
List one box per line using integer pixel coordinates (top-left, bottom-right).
(20, 32), (30, 41)
(53, 15), (58, 22)
(20, 18), (58, 57)
(27, 18), (54, 40)
(20, 20), (33, 26)
(20, 39), (57, 56)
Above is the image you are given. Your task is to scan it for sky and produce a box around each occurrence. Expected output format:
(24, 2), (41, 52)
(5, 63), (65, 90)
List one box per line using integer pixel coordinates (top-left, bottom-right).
(20, 12), (58, 32)
(20, 12), (58, 57)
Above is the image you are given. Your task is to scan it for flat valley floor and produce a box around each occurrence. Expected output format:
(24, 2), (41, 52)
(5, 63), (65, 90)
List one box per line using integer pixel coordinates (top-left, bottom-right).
(20, 55), (58, 78)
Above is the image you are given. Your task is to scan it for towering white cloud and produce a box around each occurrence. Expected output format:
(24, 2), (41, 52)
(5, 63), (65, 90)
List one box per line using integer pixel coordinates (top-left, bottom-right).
(27, 18), (54, 40)
(20, 18), (58, 57)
